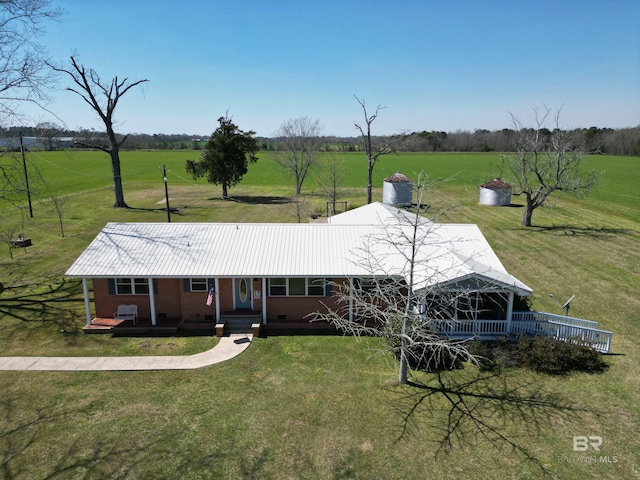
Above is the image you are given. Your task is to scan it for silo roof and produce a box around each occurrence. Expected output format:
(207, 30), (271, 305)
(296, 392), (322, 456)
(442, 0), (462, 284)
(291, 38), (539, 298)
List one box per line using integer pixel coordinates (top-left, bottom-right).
(480, 179), (512, 189)
(384, 172), (412, 183)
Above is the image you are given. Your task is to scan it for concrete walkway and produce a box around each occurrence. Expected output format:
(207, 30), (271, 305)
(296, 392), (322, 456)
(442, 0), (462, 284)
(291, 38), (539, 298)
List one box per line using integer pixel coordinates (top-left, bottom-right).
(0, 334), (252, 371)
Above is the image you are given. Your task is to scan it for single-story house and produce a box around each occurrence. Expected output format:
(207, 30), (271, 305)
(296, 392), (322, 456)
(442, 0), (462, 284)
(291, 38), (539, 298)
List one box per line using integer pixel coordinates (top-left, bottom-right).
(65, 202), (612, 352)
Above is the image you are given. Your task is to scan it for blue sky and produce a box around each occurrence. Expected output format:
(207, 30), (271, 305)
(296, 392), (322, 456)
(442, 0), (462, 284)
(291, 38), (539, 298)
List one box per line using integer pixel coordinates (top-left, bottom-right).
(26, 0), (640, 137)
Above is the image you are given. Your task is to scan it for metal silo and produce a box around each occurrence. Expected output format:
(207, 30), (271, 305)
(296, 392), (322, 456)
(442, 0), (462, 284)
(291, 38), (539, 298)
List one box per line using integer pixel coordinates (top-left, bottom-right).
(479, 179), (512, 206)
(382, 172), (413, 206)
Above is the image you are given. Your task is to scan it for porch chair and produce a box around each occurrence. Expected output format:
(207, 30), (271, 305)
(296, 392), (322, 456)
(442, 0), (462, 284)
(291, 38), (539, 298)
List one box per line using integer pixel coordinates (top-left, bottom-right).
(114, 304), (138, 324)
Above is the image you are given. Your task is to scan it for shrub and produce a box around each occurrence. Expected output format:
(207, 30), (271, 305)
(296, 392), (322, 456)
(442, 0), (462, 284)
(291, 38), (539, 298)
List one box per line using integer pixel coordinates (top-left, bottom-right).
(516, 335), (607, 374)
(466, 336), (607, 374)
(466, 337), (520, 371)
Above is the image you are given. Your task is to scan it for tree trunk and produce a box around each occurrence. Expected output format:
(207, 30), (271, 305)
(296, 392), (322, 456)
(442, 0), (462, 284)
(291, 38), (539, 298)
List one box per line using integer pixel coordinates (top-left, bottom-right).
(109, 149), (129, 208)
(399, 315), (409, 384)
(522, 200), (534, 227)
(367, 157), (373, 204)
(222, 182), (228, 199)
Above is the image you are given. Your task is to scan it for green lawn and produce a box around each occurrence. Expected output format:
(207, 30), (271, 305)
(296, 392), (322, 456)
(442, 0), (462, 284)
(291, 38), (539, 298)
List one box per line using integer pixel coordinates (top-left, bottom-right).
(0, 150), (639, 478)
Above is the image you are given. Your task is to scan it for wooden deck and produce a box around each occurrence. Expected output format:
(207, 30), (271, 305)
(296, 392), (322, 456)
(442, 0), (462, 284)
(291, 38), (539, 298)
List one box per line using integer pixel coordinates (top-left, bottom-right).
(84, 317), (216, 336)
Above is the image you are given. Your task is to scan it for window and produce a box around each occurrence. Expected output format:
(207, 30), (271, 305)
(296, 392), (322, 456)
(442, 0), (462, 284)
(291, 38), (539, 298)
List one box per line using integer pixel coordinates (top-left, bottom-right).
(239, 278), (249, 302)
(269, 278), (287, 296)
(116, 278), (149, 295)
(307, 278), (325, 296)
(354, 277), (400, 296)
(268, 278), (326, 297)
(190, 278), (208, 292)
(355, 278), (377, 293)
(289, 278), (306, 296)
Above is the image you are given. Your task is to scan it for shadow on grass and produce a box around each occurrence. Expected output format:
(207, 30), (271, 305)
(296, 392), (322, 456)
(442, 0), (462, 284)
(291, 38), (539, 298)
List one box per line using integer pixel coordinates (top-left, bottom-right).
(0, 396), (99, 479)
(391, 370), (596, 473)
(128, 206), (187, 216)
(0, 275), (85, 336)
(209, 195), (291, 205)
(0, 394), (229, 479)
(526, 224), (631, 238)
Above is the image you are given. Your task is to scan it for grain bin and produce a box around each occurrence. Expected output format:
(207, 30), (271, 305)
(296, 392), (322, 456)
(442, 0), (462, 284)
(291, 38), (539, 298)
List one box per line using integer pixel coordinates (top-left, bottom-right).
(383, 172), (413, 206)
(479, 179), (512, 206)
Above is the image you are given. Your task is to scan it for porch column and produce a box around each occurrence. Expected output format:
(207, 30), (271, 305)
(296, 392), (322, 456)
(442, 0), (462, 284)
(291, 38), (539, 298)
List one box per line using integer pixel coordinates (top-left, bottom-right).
(506, 291), (514, 334)
(214, 278), (221, 322)
(348, 278), (353, 324)
(262, 277), (267, 324)
(82, 278), (92, 325)
(148, 277), (156, 326)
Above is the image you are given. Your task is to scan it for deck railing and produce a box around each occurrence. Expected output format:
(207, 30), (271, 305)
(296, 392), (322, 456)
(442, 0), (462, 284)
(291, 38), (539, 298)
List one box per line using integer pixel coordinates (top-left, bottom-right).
(511, 311), (599, 329)
(428, 311), (612, 353)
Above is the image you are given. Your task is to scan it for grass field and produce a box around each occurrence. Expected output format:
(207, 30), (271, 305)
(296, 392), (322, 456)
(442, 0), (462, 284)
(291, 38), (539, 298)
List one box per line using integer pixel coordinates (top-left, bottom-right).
(1, 150), (639, 478)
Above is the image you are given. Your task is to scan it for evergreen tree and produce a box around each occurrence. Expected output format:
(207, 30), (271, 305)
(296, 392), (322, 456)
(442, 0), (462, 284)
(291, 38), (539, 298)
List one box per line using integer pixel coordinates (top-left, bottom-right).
(186, 116), (258, 199)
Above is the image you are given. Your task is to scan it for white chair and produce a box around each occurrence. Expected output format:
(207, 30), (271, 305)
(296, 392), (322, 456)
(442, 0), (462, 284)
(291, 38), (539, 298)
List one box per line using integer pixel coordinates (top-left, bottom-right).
(114, 304), (138, 324)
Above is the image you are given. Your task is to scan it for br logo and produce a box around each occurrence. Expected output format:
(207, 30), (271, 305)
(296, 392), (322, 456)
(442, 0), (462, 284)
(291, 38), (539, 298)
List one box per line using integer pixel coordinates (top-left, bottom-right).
(573, 436), (602, 451)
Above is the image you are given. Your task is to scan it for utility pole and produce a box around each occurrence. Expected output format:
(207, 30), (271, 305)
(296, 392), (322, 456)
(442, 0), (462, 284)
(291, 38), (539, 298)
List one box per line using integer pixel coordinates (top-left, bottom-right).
(163, 165), (171, 222)
(19, 132), (33, 218)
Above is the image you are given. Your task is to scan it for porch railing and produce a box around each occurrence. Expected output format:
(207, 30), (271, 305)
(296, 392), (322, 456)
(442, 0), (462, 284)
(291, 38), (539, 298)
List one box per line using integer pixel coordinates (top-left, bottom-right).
(511, 311), (599, 329)
(429, 311), (612, 353)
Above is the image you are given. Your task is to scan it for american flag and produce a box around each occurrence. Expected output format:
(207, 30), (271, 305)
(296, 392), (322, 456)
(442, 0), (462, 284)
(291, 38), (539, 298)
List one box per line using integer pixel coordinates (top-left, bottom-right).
(206, 286), (214, 306)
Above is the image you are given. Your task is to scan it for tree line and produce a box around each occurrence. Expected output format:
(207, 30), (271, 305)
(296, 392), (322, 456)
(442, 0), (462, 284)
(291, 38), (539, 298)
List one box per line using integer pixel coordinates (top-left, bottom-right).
(3, 124), (639, 156)
(403, 126), (640, 156)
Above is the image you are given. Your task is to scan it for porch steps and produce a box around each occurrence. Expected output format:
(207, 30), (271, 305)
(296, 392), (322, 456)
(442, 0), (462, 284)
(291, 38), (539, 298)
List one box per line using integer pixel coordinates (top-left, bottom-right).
(220, 312), (262, 335)
(177, 320), (216, 336)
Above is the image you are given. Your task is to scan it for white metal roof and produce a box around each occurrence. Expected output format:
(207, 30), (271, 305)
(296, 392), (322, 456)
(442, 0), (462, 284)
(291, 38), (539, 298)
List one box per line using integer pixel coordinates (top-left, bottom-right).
(66, 207), (531, 296)
(329, 202), (432, 225)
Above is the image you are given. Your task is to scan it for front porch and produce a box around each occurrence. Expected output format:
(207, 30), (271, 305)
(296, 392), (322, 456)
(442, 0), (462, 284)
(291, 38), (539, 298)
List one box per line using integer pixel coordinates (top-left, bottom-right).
(84, 315), (341, 337)
(83, 311), (612, 353)
(84, 317), (216, 336)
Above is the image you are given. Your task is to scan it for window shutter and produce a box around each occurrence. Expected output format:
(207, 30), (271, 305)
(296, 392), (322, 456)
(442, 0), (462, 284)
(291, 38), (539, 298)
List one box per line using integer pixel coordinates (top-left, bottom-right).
(183, 278), (190, 292)
(325, 278), (332, 296)
(153, 279), (158, 295)
(108, 279), (116, 295)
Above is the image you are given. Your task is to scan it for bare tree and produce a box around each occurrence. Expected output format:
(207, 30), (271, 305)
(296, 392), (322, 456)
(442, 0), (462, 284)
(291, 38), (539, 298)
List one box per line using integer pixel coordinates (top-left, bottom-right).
(291, 194), (310, 223)
(0, 0), (61, 122)
(312, 174), (476, 384)
(49, 56), (149, 208)
(45, 194), (66, 237)
(500, 106), (599, 227)
(0, 221), (19, 259)
(354, 96), (407, 204)
(273, 116), (323, 195)
(317, 152), (345, 216)
(35, 121), (62, 150)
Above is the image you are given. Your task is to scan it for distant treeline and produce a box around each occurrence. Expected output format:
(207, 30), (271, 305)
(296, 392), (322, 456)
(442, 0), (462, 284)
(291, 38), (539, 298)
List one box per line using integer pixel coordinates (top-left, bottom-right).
(3, 125), (639, 156)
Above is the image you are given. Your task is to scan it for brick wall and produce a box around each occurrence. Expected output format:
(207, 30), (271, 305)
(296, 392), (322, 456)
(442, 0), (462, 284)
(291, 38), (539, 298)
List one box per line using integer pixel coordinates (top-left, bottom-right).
(91, 277), (351, 323)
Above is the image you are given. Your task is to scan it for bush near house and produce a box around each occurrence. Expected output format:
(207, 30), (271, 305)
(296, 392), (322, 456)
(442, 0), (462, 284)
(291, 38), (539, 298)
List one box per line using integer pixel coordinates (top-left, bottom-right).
(468, 336), (608, 374)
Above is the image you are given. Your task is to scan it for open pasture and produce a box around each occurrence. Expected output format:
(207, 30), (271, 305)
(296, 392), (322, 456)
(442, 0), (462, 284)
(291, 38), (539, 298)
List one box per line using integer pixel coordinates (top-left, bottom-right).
(0, 150), (639, 478)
